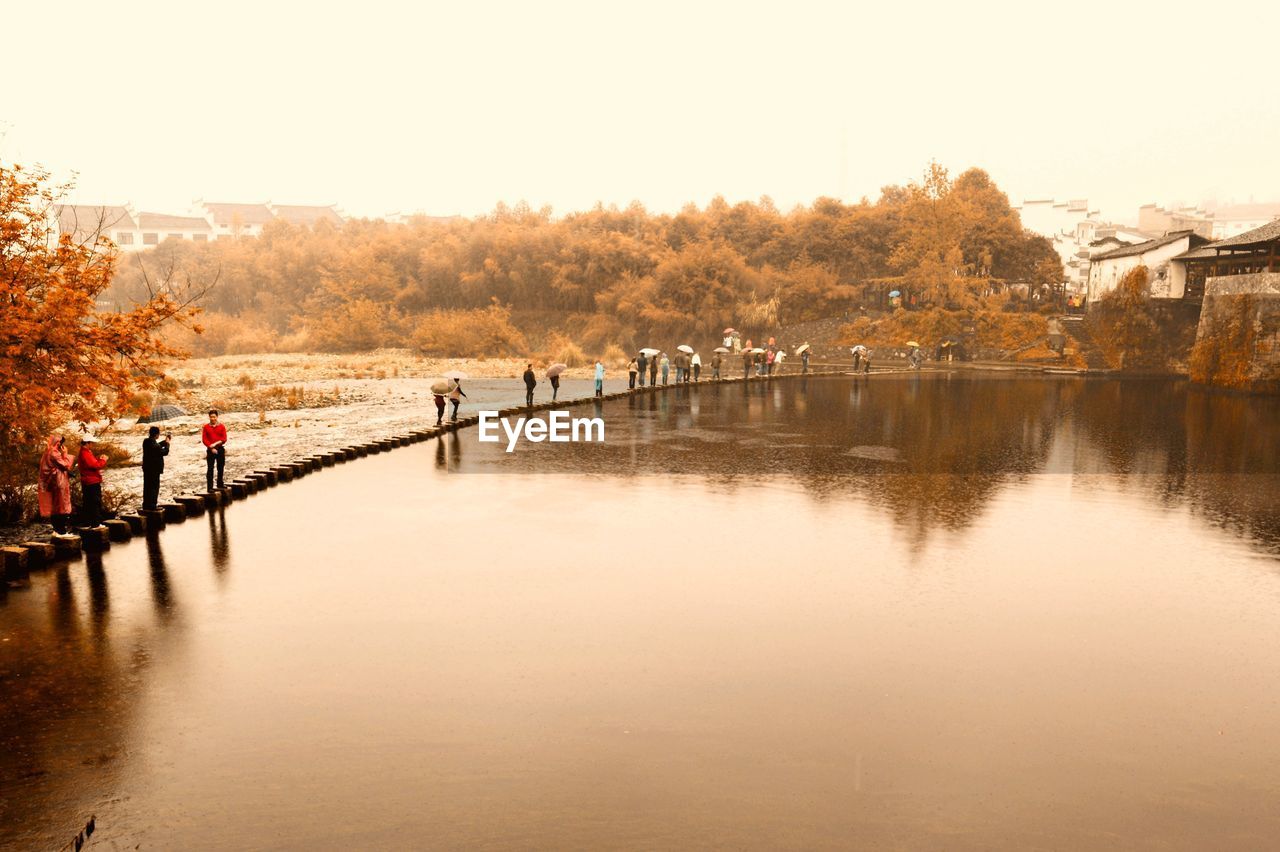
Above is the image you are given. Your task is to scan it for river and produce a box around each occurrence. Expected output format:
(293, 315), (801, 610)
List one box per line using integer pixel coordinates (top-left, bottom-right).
(3, 375), (1279, 849)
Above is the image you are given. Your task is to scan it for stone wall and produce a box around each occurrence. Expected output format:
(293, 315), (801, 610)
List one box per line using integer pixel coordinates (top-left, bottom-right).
(1189, 273), (1280, 393)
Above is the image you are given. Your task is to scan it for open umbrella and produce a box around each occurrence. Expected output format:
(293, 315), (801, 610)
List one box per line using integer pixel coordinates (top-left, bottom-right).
(639, 347), (660, 356)
(723, 327), (736, 335)
(138, 404), (188, 423)
(889, 290), (901, 298)
(443, 370), (467, 380)
(546, 363), (567, 378)
(795, 343), (811, 355)
(430, 380), (452, 395)
(714, 346), (730, 353)
(906, 341), (920, 349)
(677, 344), (694, 354)
(850, 345), (868, 354)
(748, 347), (766, 354)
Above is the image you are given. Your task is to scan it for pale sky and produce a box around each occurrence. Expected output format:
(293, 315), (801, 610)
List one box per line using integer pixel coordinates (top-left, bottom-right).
(4, 0), (1278, 224)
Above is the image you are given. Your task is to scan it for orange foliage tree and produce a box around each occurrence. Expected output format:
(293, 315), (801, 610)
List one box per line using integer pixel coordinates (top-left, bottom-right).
(0, 164), (200, 516)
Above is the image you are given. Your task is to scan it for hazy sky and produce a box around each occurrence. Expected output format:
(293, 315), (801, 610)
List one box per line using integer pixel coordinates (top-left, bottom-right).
(4, 0), (1278, 224)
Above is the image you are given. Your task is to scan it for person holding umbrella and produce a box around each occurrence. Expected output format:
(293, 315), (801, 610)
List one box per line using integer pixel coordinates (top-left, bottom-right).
(448, 377), (467, 421)
(433, 391), (447, 425)
(627, 357), (638, 389)
(141, 425), (171, 511)
(798, 342), (811, 373)
(648, 352), (658, 387)
(637, 351), (648, 387)
(523, 363), (537, 406)
(691, 352), (702, 381)
(660, 352), (670, 385)
(546, 363), (566, 401)
(712, 347), (727, 379)
(742, 348), (753, 379)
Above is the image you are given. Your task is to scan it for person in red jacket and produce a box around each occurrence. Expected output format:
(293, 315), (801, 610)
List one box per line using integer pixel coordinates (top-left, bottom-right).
(202, 408), (228, 491)
(76, 434), (108, 527)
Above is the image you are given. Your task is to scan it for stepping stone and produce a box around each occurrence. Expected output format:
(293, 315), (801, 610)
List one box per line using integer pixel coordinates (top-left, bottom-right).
(319, 453), (337, 466)
(228, 482), (248, 499)
(255, 469), (279, 486)
(177, 496), (205, 516)
(119, 513), (148, 534)
(160, 503), (187, 523)
(103, 519), (132, 542)
(140, 509), (166, 530)
(77, 526), (111, 550)
(19, 541), (55, 569)
(274, 466), (294, 482)
(51, 534), (82, 558)
(1, 546), (29, 581)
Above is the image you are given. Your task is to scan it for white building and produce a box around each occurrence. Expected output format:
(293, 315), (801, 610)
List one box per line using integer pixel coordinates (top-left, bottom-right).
(1013, 198), (1153, 292)
(267, 203), (344, 227)
(136, 212), (213, 246)
(1087, 230), (1210, 303)
(1207, 203), (1280, 240)
(193, 201), (275, 239)
(55, 204), (145, 252)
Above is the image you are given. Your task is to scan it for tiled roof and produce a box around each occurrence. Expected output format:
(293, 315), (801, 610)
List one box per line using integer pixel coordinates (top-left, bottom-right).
(200, 202), (275, 225)
(270, 204), (343, 226)
(137, 212), (212, 230)
(1208, 218), (1280, 249)
(56, 204), (136, 236)
(1090, 230), (1203, 261)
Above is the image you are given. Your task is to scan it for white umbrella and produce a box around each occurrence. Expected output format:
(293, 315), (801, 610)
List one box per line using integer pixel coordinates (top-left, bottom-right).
(714, 347), (730, 353)
(748, 347), (766, 354)
(639, 347), (660, 356)
(795, 343), (810, 355)
(430, 380), (451, 394)
(443, 370), (467, 380)
(850, 345), (868, 353)
(546, 363), (567, 378)
(677, 344), (694, 354)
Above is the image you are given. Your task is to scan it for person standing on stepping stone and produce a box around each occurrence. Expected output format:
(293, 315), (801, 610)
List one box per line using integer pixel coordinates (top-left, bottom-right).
(202, 409), (228, 491)
(38, 434), (74, 534)
(141, 426), (171, 510)
(76, 434), (108, 527)
(448, 380), (467, 421)
(523, 364), (537, 406)
(433, 392), (446, 425)
(594, 360), (605, 397)
(648, 354), (657, 387)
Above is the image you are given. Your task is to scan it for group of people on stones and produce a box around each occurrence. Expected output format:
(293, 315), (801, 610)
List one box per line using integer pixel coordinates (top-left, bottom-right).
(36, 409), (231, 534)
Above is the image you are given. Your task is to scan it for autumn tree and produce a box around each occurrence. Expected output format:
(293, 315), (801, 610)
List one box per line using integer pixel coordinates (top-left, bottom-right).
(0, 164), (200, 514)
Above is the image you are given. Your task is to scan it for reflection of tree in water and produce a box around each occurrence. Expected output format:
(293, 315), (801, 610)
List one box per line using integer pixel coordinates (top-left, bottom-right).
(480, 376), (1280, 556)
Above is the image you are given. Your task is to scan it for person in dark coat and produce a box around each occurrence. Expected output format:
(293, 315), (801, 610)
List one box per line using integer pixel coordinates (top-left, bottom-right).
(433, 393), (447, 425)
(648, 355), (658, 387)
(523, 363), (537, 406)
(637, 352), (648, 387)
(550, 373), (560, 401)
(141, 425), (171, 511)
(742, 350), (753, 379)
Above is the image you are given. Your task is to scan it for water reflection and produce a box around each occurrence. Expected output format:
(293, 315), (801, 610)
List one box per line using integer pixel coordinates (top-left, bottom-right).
(147, 532), (175, 617)
(468, 376), (1280, 556)
(208, 505), (230, 578)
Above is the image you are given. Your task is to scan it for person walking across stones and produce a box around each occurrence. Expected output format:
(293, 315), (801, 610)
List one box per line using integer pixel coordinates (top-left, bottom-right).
(433, 392), (447, 425)
(691, 352), (702, 381)
(38, 434), (74, 534)
(594, 359), (605, 398)
(550, 371), (560, 401)
(742, 349), (753, 379)
(628, 357), (638, 389)
(711, 351), (722, 380)
(523, 363), (537, 407)
(76, 435), (108, 527)
(449, 379), (467, 421)
(801, 344), (811, 374)
(141, 425), (171, 511)
(637, 351), (648, 387)
(660, 352), (670, 385)
(203, 409), (228, 492)
(648, 353), (658, 387)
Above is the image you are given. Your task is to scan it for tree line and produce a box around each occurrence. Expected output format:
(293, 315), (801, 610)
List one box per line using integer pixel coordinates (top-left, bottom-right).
(108, 163), (1061, 354)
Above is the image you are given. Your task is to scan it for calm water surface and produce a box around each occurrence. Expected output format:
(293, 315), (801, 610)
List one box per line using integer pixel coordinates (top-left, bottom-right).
(3, 376), (1279, 850)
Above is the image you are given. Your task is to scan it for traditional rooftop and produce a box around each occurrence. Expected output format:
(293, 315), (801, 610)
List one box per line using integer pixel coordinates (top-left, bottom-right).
(1090, 230), (1205, 261)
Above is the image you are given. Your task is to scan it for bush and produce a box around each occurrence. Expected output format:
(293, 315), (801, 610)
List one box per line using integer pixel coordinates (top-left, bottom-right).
(410, 305), (528, 357)
(601, 343), (629, 369)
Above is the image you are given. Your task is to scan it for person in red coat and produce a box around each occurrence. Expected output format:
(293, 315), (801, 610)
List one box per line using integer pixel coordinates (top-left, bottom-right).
(76, 435), (108, 527)
(202, 408), (228, 491)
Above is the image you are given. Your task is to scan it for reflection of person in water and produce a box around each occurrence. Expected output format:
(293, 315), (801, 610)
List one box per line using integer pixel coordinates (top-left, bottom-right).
(208, 505), (230, 576)
(147, 528), (175, 615)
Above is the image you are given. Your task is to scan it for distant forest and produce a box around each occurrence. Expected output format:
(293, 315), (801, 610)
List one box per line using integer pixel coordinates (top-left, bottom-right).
(109, 163), (1062, 356)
